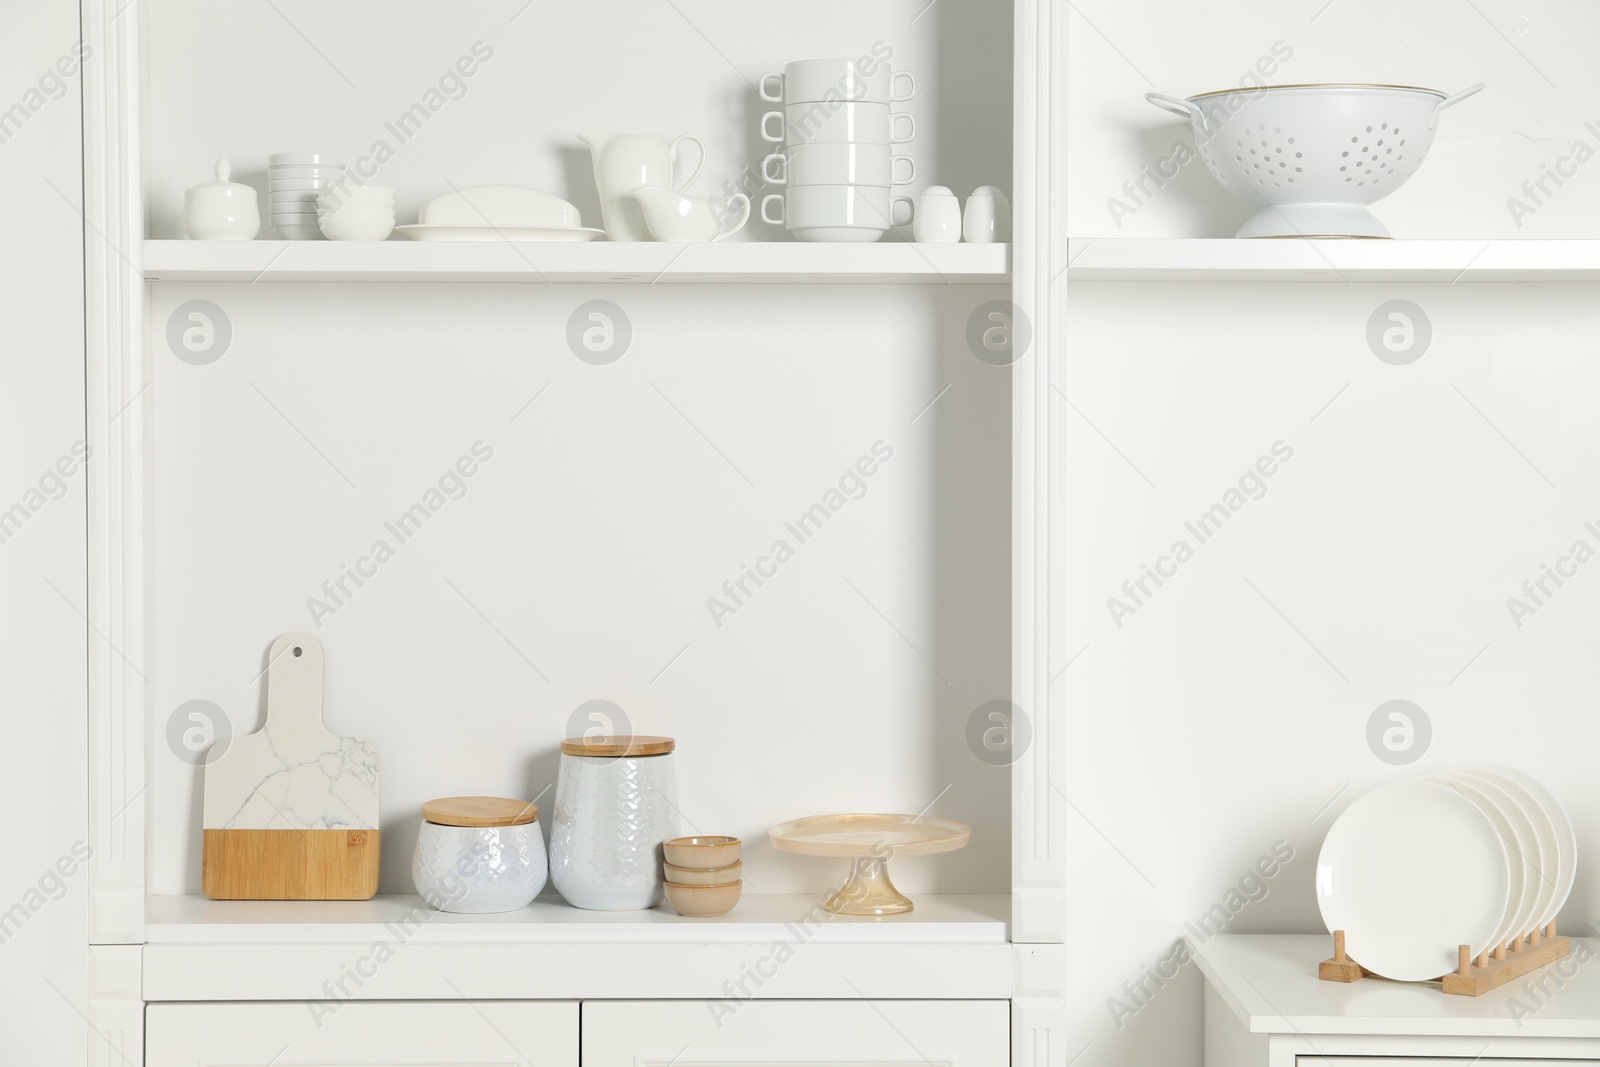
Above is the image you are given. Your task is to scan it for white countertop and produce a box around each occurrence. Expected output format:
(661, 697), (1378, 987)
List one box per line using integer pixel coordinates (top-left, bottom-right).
(1189, 934), (1600, 1039)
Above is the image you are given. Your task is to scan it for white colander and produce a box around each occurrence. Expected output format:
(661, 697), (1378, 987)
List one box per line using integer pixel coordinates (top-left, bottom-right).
(1146, 83), (1484, 238)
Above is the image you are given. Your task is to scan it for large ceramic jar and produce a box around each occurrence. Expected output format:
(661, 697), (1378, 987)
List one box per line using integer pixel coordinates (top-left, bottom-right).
(412, 796), (547, 913)
(549, 735), (679, 910)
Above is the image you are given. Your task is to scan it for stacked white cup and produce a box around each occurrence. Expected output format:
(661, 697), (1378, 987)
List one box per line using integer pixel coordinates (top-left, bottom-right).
(267, 153), (346, 240)
(758, 59), (917, 242)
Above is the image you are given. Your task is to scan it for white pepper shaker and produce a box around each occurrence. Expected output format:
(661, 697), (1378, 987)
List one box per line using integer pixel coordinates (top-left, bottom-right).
(963, 186), (1012, 243)
(913, 186), (962, 243)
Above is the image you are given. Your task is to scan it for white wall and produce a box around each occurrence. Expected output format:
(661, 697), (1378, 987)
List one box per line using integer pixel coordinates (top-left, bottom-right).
(1059, 2), (1600, 1064)
(137, 0), (1015, 897)
(0, 0), (90, 1060)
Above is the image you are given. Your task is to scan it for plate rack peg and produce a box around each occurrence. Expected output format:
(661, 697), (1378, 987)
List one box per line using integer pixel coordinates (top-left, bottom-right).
(1318, 925), (1571, 995)
(1442, 922), (1570, 996)
(1318, 930), (1370, 982)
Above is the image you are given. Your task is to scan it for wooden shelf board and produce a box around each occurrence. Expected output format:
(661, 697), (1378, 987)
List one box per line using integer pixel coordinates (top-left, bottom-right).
(141, 240), (1011, 284)
(145, 892), (1010, 944)
(1066, 238), (1600, 281)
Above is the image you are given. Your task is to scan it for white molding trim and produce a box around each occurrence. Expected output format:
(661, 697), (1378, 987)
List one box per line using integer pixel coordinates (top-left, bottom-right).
(1012, 944), (1068, 1067)
(1011, 0), (1065, 945)
(83, 0), (148, 945)
(87, 945), (143, 1067)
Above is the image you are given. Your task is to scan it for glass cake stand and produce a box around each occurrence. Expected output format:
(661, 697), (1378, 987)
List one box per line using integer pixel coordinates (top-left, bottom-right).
(769, 813), (971, 916)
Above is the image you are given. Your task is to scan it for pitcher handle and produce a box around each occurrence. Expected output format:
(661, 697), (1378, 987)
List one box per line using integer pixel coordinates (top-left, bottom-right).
(670, 134), (706, 192)
(714, 194), (752, 241)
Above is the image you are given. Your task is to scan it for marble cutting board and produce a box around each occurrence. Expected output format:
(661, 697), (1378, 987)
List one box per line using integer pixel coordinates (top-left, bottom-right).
(201, 631), (381, 899)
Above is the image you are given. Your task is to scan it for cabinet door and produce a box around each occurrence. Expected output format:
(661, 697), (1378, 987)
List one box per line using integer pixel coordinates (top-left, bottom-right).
(582, 1000), (1007, 1066)
(147, 1001), (578, 1066)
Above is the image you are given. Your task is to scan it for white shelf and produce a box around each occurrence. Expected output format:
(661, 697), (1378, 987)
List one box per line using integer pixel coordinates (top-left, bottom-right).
(1067, 239), (1600, 282)
(145, 892), (1010, 944)
(141, 240), (1010, 284)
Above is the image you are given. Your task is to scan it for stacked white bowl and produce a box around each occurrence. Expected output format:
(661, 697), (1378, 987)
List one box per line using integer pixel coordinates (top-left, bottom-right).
(316, 183), (396, 241)
(267, 153), (345, 240)
(757, 59), (917, 242)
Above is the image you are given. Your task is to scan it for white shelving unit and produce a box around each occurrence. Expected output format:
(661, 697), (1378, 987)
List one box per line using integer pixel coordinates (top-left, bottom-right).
(80, 0), (1063, 1064)
(1066, 238), (1600, 282)
(143, 239), (1011, 283)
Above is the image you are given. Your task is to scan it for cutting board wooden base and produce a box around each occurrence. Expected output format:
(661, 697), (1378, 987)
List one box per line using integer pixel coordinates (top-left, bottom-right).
(203, 829), (380, 900)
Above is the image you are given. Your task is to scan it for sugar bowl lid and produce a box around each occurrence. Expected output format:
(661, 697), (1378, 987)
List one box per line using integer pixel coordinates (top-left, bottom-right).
(190, 158), (253, 193)
(421, 796), (539, 827)
(560, 735), (675, 757)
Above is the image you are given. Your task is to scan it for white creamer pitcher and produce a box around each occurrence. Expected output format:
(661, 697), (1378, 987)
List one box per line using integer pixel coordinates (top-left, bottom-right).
(579, 133), (705, 242)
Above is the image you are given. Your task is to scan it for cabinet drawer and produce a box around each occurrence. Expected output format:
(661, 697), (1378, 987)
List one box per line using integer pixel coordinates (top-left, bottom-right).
(147, 1001), (577, 1066)
(582, 1000), (1008, 1066)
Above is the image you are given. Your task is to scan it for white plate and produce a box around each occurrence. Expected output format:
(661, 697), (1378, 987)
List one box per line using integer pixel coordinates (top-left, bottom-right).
(1428, 770), (1539, 949)
(394, 225), (604, 242)
(1484, 765), (1577, 933)
(1317, 778), (1509, 981)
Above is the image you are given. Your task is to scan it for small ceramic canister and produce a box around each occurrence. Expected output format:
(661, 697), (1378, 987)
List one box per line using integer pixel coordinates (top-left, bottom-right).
(182, 158), (260, 240)
(413, 796), (547, 913)
(963, 185), (1012, 243)
(549, 735), (679, 910)
(912, 185), (962, 243)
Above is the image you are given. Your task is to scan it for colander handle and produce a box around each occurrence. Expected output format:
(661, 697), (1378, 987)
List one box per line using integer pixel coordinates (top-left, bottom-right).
(1431, 83), (1486, 128)
(1146, 92), (1209, 134)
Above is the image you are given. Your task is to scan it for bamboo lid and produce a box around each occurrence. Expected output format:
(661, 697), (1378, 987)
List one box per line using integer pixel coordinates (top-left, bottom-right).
(421, 796), (539, 827)
(560, 735), (675, 757)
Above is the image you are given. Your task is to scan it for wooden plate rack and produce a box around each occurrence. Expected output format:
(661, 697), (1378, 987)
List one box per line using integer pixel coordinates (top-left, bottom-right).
(1320, 925), (1570, 996)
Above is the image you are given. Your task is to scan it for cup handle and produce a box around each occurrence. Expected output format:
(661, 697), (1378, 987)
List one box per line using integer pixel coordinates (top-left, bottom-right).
(891, 114), (916, 144)
(760, 193), (785, 226)
(759, 73), (783, 103)
(761, 151), (788, 185)
(891, 195), (914, 227)
(892, 155), (915, 184)
(714, 193), (752, 241)
(891, 71), (916, 103)
(669, 134), (706, 192)
(760, 111), (786, 144)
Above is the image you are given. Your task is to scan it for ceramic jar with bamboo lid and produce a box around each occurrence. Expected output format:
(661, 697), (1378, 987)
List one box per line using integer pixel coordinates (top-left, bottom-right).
(549, 735), (679, 910)
(412, 796), (546, 913)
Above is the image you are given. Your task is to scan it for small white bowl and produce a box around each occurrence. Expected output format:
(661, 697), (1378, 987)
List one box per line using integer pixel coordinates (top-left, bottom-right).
(268, 178), (348, 191)
(319, 214), (394, 241)
(268, 166), (346, 181)
(317, 195), (396, 210)
(268, 152), (341, 167)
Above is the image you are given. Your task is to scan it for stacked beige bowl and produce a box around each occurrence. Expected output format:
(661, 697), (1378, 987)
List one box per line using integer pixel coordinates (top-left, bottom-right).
(662, 835), (741, 916)
(758, 59), (917, 242)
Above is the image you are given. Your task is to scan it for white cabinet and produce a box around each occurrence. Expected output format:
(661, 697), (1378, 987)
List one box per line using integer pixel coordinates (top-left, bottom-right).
(582, 1000), (1009, 1067)
(146, 1001), (578, 1067)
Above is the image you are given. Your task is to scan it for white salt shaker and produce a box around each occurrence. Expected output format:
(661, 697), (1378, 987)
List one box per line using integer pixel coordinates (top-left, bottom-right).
(963, 185), (1011, 243)
(549, 735), (679, 910)
(913, 186), (962, 243)
(412, 796), (547, 913)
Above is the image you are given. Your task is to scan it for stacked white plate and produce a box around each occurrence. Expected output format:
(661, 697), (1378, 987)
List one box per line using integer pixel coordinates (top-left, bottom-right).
(268, 152), (345, 240)
(1317, 766), (1577, 981)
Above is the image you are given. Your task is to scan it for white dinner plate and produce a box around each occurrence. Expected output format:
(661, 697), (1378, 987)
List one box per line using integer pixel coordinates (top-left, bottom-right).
(1484, 765), (1577, 933)
(394, 225), (605, 242)
(1429, 769), (1541, 950)
(1317, 777), (1509, 981)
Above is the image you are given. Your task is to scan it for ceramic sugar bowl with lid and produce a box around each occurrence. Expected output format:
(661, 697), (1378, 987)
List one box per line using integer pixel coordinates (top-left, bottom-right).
(549, 735), (679, 910)
(182, 158), (260, 241)
(412, 796), (547, 913)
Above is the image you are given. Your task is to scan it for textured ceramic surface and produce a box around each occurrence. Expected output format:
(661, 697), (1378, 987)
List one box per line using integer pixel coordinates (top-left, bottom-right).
(549, 752), (679, 910)
(412, 821), (547, 913)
